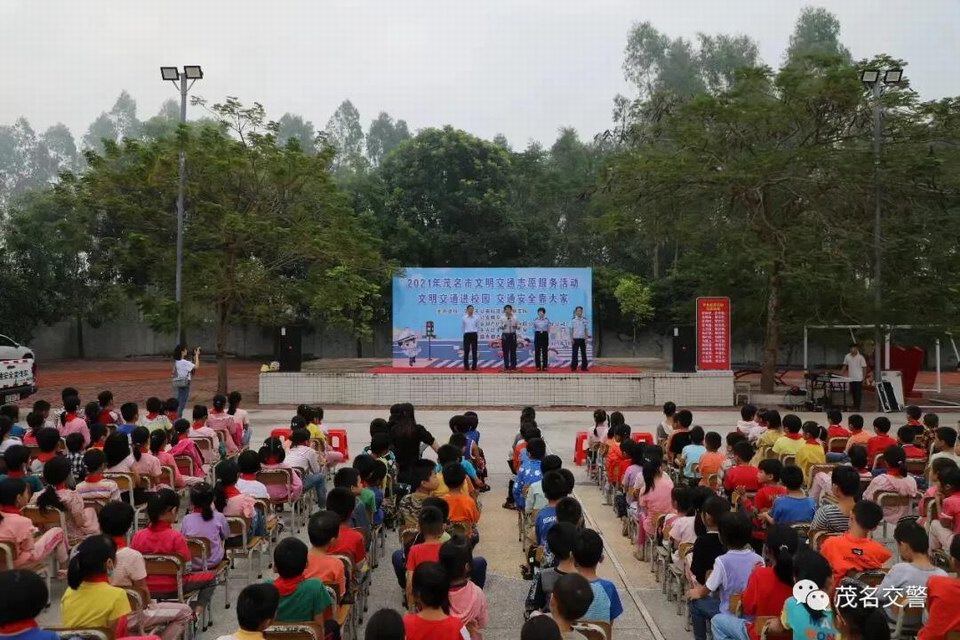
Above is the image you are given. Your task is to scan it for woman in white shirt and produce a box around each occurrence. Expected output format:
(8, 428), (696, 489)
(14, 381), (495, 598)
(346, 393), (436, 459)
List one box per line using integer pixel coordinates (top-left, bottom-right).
(172, 345), (200, 418)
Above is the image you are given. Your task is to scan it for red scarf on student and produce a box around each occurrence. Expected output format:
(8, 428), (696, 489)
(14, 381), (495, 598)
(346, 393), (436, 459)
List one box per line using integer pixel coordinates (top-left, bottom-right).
(55, 483), (68, 491)
(887, 468), (903, 478)
(0, 506), (20, 515)
(224, 485), (241, 499)
(85, 473), (104, 483)
(36, 451), (56, 463)
(112, 536), (127, 549)
(239, 473), (257, 481)
(273, 575), (305, 596)
(805, 438), (821, 445)
(149, 521), (172, 533)
(6, 470), (24, 479)
(146, 412), (160, 420)
(85, 574), (110, 584)
(785, 433), (803, 440)
(0, 621), (38, 634)
(64, 412), (78, 422)
(192, 421), (206, 430)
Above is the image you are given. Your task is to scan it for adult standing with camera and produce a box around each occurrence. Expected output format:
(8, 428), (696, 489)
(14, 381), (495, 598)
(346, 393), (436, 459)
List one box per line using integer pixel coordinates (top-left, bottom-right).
(172, 344), (200, 418)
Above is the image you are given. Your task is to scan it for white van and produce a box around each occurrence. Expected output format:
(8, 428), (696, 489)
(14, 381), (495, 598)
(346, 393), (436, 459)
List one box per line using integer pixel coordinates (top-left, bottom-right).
(0, 359), (37, 404)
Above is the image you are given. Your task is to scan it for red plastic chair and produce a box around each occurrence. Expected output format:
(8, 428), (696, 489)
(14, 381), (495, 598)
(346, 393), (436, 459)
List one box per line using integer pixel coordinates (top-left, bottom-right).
(632, 432), (654, 444)
(574, 431), (589, 465)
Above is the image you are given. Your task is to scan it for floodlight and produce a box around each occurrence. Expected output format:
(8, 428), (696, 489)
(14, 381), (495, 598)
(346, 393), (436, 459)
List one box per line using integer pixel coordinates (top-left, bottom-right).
(160, 66), (180, 81)
(883, 69), (903, 84)
(860, 70), (880, 84)
(183, 65), (203, 80)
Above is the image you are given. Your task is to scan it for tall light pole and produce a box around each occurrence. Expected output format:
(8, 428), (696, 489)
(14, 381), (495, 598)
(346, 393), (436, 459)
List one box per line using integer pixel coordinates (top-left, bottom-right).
(160, 65), (203, 343)
(860, 68), (903, 409)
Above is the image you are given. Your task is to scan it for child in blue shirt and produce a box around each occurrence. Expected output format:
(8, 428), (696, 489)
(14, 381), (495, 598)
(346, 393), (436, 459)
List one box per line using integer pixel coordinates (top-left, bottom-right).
(764, 549), (840, 640)
(513, 438), (546, 510)
(573, 528), (624, 623)
(681, 426), (708, 482)
(764, 465), (816, 525)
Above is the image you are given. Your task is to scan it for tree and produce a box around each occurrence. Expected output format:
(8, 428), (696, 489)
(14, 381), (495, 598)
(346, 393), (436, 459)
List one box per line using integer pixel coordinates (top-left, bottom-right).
(82, 98), (391, 391)
(141, 99), (181, 140)
(82, 90), (142, 153)
(277, 113), (318, 154)
(377, 126), (521, 266)
(366, 112), (410, 166)
(325, 100), (366, 175)
(697, 33), (760, 94)
(785, 7), (851, 64)
(613, 275), (654, 355)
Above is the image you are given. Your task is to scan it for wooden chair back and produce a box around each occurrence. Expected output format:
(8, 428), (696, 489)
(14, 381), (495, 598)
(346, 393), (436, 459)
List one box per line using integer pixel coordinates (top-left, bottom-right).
(174, 455), (195, 477)
(264, 623), (324, 640)
(257, 468), (293, 490)
(572, 622), (608, 640)
(906, 458), (927, 476)
(806, 464), (837, 487)
(22, 504), (66, 532)
(827, 437), (848, 453)
(103, 472), (137, 502)
(577, 620), (611, 640)
(876, 492), (912, 509)
(0, 541), (14, 569)
(159, 465), (177, 488)
(780, 454), (797, 467)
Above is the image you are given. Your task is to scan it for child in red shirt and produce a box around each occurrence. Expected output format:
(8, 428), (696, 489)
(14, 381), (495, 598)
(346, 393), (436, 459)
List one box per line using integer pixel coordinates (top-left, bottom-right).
(897, 425), (928, 460)
(405, 506), (445, 610)
(403, 562), (468, 639)
(324, 487), (366, 564)
(920, 535), (960, 640)
(723, 441), (759, 496)
(866, 417), (897, 466)
(826, 408), (851, 440)
(738, 458), (786, 541)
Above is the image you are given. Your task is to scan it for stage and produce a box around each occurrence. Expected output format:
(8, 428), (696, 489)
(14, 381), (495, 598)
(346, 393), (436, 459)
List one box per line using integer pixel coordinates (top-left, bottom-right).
(259, 359), (734, 407)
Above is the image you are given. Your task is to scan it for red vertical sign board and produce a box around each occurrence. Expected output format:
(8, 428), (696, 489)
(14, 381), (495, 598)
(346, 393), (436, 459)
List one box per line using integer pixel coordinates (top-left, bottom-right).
(696, 297), (731, 371)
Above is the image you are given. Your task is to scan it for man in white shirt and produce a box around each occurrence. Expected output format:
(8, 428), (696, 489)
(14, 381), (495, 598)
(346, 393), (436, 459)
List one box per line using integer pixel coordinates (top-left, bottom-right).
(500, 304), (519, 371)
(462, 304), (480, 371)
(841, 343), (869, 411)
(570, 306), (590, 371)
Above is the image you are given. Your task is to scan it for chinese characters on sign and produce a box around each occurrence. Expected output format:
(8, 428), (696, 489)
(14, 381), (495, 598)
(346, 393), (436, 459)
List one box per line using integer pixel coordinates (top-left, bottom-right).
(696, 297), (731, 371)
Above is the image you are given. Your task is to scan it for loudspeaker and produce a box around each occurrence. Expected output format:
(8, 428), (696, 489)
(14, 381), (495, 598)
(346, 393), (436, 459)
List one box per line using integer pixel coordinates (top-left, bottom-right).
(276, 326), (303, 372)
(672, 325), (696, 373)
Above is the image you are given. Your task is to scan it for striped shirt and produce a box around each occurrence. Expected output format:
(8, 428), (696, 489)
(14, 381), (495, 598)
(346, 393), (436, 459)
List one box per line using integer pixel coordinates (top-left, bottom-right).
(76, 478), (121, 503)
(811, 503), (850, 534)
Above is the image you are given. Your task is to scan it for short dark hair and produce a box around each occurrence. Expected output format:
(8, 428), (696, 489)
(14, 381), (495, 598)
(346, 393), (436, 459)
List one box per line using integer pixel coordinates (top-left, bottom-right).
(726, 432), (747, 447)
(852, 500), (884, 531)
(556, 496), (583, 526)
(0, 570), (48, 625)
(718, 512), (753, 549)
(831, 466), (861, 498)
(236, 583), (279, 631)
(411, 562), (450, 609)
(873, 417), (891, 434)
(120, 402), (138, 423)
(940, 467), (960, 493)
(849, 414), (864, 430)
(83, 448), (106, 474)
(370, 433), (391, 454)
(546, 521), (578, 561)
(950, 534), (960, 563)
(937, 427), (958, 449)
(422, 496), (449, 521)
(676, 410), (693, 429)
(542, 470), (569, 501)
(418, 505), (445, 537)
(36, 427), (60, 453)
(273, 537), (309, 578)
(781, 465), (804, 490)
(689, 426), (704, 445)
(412, 459), (437, 490)
(307, 511), (341, 547)
(733, 441), (754, 462)
(906, 405), (922, 420)
(758, 458), (782, 482)
(827, 409), (842, 425)
(442, 462), (467, 490)
(894, 519), (929, 554)
(783, 414), (802, 434)
(237, 450), (261, 474)
(705, 432), (722, 451)
(542, 454), (562, 473)
(326, 487), (356, 522)
(572, 528), (603, 569)
(2, 445), (29, 471)
(526, 438), (546, 460)
(438, 537), (472, 581)
(98, 500), (135, 537)
(437, 444), (461, 466)
(521, 615), (562, 640)
(334, 467), (360, 489)
(290, 428), (311, 446)
(897, 425), (916, 445)
(848, 445), (868, 469)
(65, 432), (85, 453)
(364, 609), (405, 640)
(741, 404), (757, 421)
(552, 572), (594, 621)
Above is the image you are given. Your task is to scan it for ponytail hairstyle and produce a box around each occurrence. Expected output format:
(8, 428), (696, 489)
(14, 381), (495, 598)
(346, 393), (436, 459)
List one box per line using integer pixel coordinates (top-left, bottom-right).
(146, 488), (180, 525)
(130, 427), (150, 462)
(593, 409), (607, 426)
(765, 524), (799, 587)
(37, 457), (70, 511)
(83, 401), (100, 424)
(67, 535), (117, 590)
(227, 391), (242, 416)
(642, 457), (663, 495)
(214, 460), (240, 512)
(259, 437), (285, 465)
(212, 394), (227, 412)
(149, 429), (168, 456)
(61, 396), (81, 425)
(171, 419), (191, 444)
(0, 478), (27, 521)
(190, 482), (216, 521)
(883, 445), (907, 476)
(793, 549), (832, 621)
(103, 433), (131, 469)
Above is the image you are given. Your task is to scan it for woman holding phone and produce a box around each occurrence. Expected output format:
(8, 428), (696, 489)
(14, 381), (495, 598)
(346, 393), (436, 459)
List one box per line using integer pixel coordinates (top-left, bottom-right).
(172, 344), (200, 418)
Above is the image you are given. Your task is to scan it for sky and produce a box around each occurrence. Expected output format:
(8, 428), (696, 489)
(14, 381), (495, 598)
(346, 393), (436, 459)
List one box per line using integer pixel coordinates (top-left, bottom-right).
(1, 0), (959, 148)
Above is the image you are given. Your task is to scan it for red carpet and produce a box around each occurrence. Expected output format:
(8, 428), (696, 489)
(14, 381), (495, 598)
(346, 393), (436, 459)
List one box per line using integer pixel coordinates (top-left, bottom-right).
(368, 365), (640, 374)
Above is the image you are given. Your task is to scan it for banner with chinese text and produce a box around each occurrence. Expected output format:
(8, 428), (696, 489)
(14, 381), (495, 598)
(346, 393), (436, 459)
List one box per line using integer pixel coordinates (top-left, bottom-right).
(696, 297), (732, 371)
(392, 267), (593, 369)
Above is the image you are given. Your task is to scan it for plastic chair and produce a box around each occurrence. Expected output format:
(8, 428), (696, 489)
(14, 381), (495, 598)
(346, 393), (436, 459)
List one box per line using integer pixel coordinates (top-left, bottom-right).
(225, 515), (265, 582)
(574, 431), (589, 465)
(187, 536), (231, 610)
(326, 429), (350, 460)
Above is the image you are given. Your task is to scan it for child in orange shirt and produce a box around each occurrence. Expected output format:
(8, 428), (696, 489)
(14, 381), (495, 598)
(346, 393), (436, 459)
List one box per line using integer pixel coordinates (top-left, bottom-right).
(819, 499), (891, 587)
(698, 432), (724, 489)
(441, 463), (480, 543)
(304, 510), (347, 599)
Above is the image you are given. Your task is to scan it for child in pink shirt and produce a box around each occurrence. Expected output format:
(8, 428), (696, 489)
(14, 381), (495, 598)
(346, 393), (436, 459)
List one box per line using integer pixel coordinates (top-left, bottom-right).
(58, 396), (90, 448)
(930, 467), (960, 552)
(34, 456), (99, 545)
(206, 395), (242, 455)
(169, 420), (206, 477)
(188, 406), (219, 465)
(149, 430), (201, 489)
(130, 427), (163, 487)
(440, 539), (488, 640)
(637, 458), (675, 546)
(864, 447), (918, 525)
(259, 439), (304, 503)
(0, 477), (68, 568)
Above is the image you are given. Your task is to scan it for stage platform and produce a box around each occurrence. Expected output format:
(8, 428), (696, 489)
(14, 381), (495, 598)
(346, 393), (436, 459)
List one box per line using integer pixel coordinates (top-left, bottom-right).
(259, 359), (734, 407)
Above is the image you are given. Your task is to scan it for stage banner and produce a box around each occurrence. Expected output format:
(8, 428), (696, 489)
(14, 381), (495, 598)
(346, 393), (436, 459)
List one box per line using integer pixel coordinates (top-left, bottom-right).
(696, 296), (732, 371)
(392, 267), (593, 369)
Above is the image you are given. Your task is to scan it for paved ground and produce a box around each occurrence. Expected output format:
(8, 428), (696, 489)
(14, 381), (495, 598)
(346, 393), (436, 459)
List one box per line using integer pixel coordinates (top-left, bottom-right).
(36, 406), (924, 640)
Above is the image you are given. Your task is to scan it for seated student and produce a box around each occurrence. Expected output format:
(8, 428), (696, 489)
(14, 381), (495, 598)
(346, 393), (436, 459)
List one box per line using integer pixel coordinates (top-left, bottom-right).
(403, 562), (469, 640)
(236, 450), (270, 499)
(719, 432), (747, 482)
(699, 432), (725, 487)
(397, 458), (440, 528)
(433, 444), (462, 498)
(710, 524), (799, 640)
(521, 616), (562, 640)
(34, 456), (99, 544)
(0, 478), (68, 568)
(129, 427), (163, 487)
(904, 404), (925, 436)
(690, 495), (731, 587)
(0, 569), (59, 640)
(163, 397), (180, 424)
(115, 402), (140, 437)
(65, 432), (87, 482)
(59, 396), (90, 448)
(811, 466), (860, 534)
(573, 528), (624, 625)
(3, 445), (44, 494)
(847, 445), (873, 483)
(842, 414), (870, 452)
(180, 482), (231, 570)
(526, 455), (562, 515)
(285, 428), (327, 506)
(149, 430), (198, 490)
(514, 438), (546, 511)
(532, 471), (568, 546)
(742, 458), (786, 517)
(666, 488), (699, 558)
(877, 519), (946, 629)
(722, 441), (759, 496)
(214, 459), (268, 537)
(405, 506), (446, 609)
(351, 454), (379, 520)
(930, 466), (960, 552)
(449, 432), (484, 491)
(0, 414), (22, 455)
(99, 501), (194, 640)
(771, 414), (805, 458)
(271, 537), (337, 635)
(215, 583), (280, 640)
(366, 609), (406, 640)
(527, 521), (579, 616)
(897, 425), (928, 462)
(736, 404), (762, 441)
(440, 537), (488, 640)
(819, 500), (892, 587)
(825, 408), (850, 441)
(764, 465), (815, 525)
(549, 573), (594, 640)
(605, 423), (632, 484)
(666, 410), (694, 464)
(141, 396), (172, 433)
(75, 449), (121, 503)
(931, 427), (960, 465)
(96, 391), (119, 425)
(363, 462), (387, 527)
(60, 535), (137, 636)
(188, 405), (219, 465)
(796, 421), (827, 483)
(305, 510), (347, 599)
(443, 464), (481, 540)
(763, 550), (840, 640)
(638, 456), (675, 547)
(920, 458), (959, 529)
(28, 427), (62, 475)
(260, 437), (304, 503)
(335, 467), (372, 535)
(834, 581), (894, 640)
(207, 394), (242, 454)
(689, 512), (764, 640)
(866, 417), (897, 466)
(920, 536), (960, 640)
(132, 489), (219, 620)
(863, 446), (918, 524)
(169, 419), (206, 477)
(918, 411), (940, 453)
(325, 487), (367, 564)
(681, 426), (707, 483)
(21, 411), (44, 447)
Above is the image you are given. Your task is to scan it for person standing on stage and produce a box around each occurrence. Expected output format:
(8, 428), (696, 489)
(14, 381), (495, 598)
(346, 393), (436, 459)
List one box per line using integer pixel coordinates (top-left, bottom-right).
(841, 343), (869, 410)
(533, 307), (551, 371)
(462, 305), (480, 371)
(570, 306), (590, 372)
(500, 304), (519, 372)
